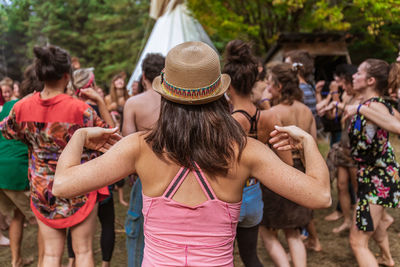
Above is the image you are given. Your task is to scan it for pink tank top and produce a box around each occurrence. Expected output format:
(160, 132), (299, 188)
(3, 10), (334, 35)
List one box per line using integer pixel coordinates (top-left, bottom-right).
(142, 164), (242, 267)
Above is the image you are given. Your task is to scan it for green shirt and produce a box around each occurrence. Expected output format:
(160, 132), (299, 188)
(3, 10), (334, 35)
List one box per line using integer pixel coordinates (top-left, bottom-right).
(0, 100), (29, 190)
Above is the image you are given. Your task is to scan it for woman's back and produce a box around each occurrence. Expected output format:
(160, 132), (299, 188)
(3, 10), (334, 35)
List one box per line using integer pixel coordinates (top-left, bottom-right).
(141, 163), (241, 266)
(272, 100), (316, 137)
(1, 92), (108, 228)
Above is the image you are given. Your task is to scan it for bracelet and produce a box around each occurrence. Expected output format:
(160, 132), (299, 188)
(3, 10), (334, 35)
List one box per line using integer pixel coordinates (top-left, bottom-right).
(259, 98), (270, 104)
(357, 104), (363, 114)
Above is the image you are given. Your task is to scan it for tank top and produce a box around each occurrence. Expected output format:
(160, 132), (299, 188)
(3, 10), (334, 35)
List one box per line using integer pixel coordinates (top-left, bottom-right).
(231, 109), (260, 139)
(232, 109), (260, 186)
(141, 163), (242, 266)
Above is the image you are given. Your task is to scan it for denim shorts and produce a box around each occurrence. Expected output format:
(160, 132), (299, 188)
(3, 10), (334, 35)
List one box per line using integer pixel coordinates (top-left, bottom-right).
(125, 179), (144, 267)
(238, 182), (263, 228)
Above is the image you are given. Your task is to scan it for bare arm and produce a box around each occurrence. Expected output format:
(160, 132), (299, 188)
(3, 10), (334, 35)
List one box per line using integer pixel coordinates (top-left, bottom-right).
(344, 102), (400, 134)
(96, 98), (115, 128)
(122, 97), (137, 136)
(53, 128), (137, 198)
(244, 127), (331, 209)
(79, 88), (115, 128)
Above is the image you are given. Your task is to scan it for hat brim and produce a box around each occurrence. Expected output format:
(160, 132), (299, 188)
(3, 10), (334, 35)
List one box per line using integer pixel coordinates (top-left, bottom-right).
(152, 74), (231, 105)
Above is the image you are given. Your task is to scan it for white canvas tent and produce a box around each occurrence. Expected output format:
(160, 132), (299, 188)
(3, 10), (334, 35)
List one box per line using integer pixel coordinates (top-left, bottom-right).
(127, 0), (216, 91)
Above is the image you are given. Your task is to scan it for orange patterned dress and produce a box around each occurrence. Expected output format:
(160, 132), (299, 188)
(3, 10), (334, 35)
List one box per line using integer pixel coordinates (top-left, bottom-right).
(0, 92), (109, 228)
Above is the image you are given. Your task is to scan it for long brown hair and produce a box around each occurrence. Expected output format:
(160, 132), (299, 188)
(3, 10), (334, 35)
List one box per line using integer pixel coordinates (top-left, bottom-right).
(109, 72), (129, 103)
(145, 97), (247, 176)
(269, 63), (303, 105)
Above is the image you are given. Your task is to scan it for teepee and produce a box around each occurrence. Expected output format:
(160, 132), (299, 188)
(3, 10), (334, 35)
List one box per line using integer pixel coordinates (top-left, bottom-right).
(127, 0), (216, 91)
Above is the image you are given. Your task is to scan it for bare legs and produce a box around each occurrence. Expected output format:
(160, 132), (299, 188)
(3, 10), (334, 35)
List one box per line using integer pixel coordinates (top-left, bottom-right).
(36, 219), (66, 267)
(37, 227), (44, 267)
(333, 167), (352, 233)
(260, 226), (306, 267)
(70, 204), (98, 267)
(9, 209), (34, 267)
(350, 204), (395, 267)
(373, 210), (394, 267)
(36, 204), (98, 267)
(304, 220), (321, 252)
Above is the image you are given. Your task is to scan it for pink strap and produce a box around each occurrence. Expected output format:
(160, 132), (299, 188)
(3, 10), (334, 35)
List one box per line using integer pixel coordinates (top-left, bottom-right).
(163, 167), (189, 199)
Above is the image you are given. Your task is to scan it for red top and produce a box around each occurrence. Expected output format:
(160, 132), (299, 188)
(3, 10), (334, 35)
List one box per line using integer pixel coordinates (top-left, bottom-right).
(0, 92), (109, 229)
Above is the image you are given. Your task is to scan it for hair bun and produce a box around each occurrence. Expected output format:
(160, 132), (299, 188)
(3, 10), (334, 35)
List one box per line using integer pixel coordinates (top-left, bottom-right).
(33, 46), (53, 64)
(225, 40), (254, 64)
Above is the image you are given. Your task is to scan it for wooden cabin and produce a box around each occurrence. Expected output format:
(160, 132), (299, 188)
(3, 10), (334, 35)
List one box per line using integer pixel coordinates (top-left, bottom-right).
(264, 33), (353, 82)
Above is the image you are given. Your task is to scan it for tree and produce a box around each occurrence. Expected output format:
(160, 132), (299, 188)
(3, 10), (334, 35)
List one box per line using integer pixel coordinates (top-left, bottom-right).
(186, 0), (400, 63)
(1, 0), (151, 87)
(0, 0), (32, 80)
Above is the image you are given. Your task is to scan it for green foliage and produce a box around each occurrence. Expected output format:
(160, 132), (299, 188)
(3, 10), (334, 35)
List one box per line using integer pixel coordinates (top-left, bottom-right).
(187, 0), (351, 53)
(1, 0), (400, 84)
(1, 0), (151, 89)
(187, 0), (400, 63)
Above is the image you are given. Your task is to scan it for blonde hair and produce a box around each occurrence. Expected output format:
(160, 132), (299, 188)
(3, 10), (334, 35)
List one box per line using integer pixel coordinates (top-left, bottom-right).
(0, 77), (13, 87)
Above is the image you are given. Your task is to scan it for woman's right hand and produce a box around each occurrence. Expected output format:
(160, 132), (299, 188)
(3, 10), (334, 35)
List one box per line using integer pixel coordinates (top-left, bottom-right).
(342, 104), (359, 121)
(269, 125), (311, 151)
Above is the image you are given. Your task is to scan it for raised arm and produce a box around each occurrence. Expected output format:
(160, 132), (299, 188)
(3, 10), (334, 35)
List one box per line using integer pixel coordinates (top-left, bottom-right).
(53, 127), (138, 198)
(344, 102), (400, 135)
(243, 126), (331, 209)
(80, 88), (115, 128)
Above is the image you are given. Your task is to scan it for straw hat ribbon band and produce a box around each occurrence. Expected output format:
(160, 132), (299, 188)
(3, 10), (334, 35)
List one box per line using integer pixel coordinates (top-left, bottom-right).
(161, 70), (221, 99)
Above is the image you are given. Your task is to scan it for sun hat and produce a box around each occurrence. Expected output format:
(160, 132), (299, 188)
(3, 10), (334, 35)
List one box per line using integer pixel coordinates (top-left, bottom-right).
(152, 41), (231, 105)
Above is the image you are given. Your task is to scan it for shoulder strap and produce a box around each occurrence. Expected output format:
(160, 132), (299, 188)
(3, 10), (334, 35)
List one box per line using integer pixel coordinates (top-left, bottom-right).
(191, 161), (216, 200)
(164, 167), (190, 199)
(231, 109), (261, 139)
(231, 109), (252, 120)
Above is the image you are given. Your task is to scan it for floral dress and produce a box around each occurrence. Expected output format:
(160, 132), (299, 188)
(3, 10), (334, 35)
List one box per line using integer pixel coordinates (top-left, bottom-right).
(348, 97), (400, 231)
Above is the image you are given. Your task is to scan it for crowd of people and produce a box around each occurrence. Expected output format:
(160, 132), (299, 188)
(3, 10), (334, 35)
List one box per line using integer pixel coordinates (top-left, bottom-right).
(0, 39), (399, 267)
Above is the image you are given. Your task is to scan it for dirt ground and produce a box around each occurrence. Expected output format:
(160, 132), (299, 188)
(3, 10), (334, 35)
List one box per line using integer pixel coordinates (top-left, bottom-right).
(1, 137), (400, 266)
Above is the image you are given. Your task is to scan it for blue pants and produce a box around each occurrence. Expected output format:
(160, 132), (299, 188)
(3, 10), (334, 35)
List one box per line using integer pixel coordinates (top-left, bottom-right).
(125, 179), (144, 267)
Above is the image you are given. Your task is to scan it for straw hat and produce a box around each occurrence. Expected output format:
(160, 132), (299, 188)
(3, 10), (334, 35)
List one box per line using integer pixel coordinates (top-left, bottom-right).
(153, 41), (230, 105)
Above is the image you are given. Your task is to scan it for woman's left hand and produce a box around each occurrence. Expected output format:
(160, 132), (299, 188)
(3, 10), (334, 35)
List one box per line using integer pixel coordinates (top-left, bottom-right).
(81, 127), (122, 153)
(269, 125), (310, 151)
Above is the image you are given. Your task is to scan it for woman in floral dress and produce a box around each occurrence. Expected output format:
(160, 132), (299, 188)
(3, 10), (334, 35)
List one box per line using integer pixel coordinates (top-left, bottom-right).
(349, 59), (400, 267)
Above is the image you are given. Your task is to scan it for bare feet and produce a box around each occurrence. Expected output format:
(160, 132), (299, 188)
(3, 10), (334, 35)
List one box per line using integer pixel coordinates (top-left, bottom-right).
(332, 221), (351, 234)
(13, 256), (34, 267)
(0, 234), (10, 246)
(324, 210), (343, 221)
(304, 239), (322, 252)
(377, 255), (395, 267)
